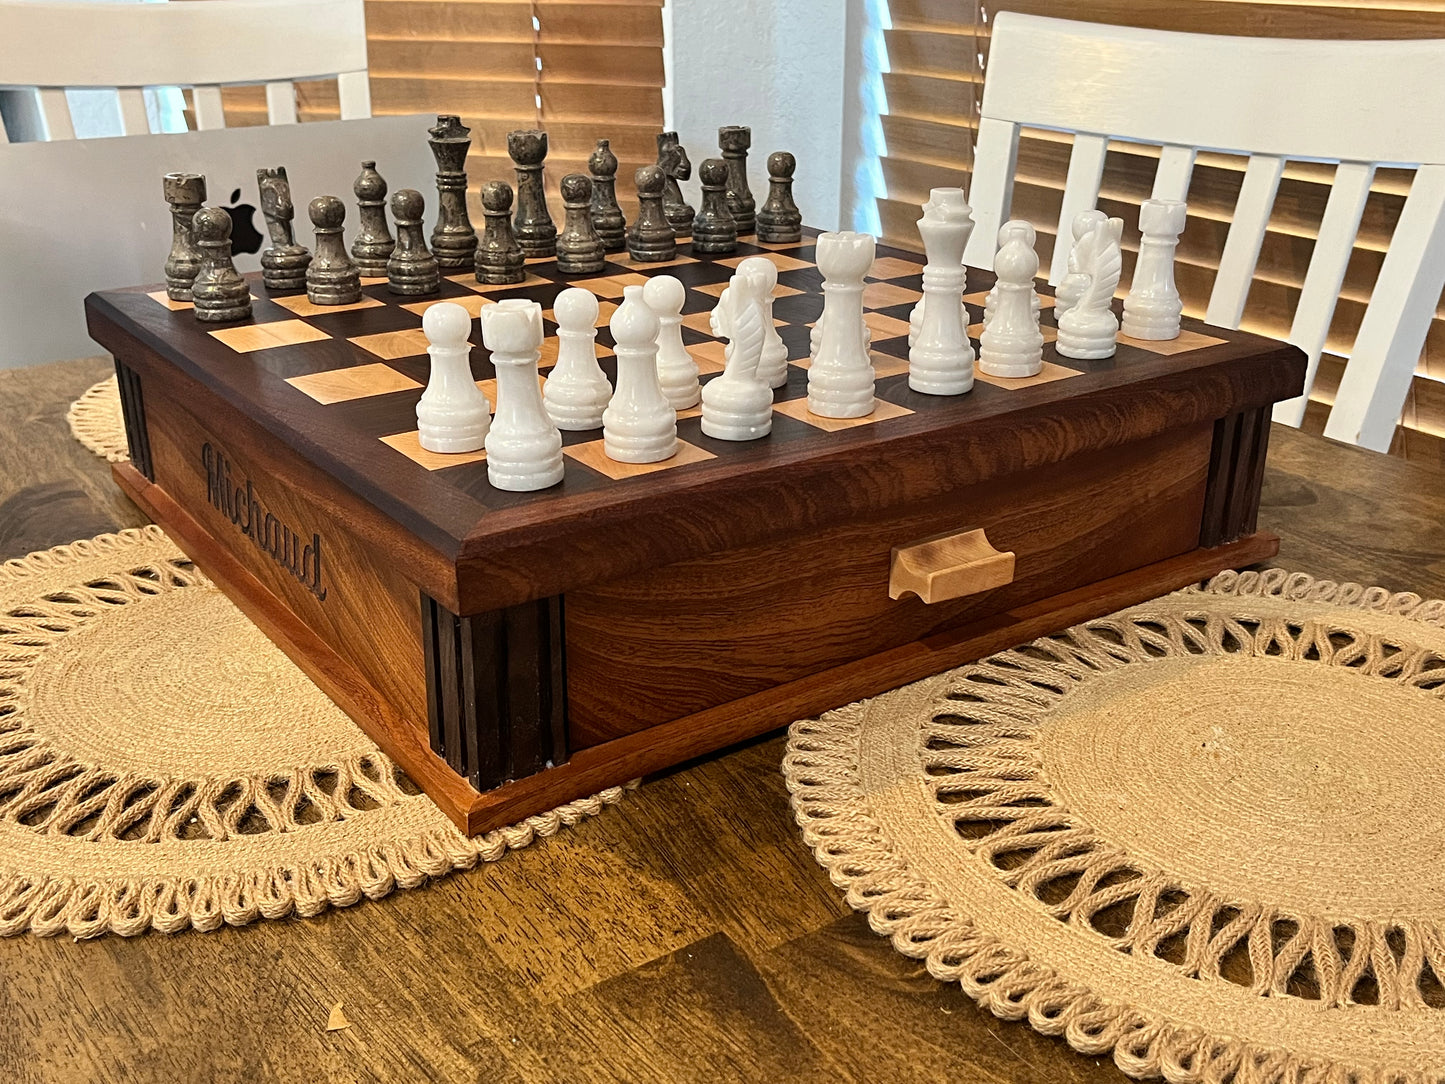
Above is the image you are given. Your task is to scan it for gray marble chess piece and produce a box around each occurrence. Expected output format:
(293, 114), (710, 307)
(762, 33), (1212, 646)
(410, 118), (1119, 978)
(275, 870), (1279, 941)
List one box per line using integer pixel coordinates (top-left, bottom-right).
(475, 180), (525, 285)
(627, 165), (676, 262)
(306, 195), (362, 305)
(718, 125), (756, 235)
(350, 161), (395, 277)
(257, 166), (310, 292)
(164, 172), (206, 301)
(190, 206), (252, 323)
(588, 139), (627, 253)
(756, 151), (803, 244)
(427, 115), (478, 270)
(387, 189), (440, 296)
(557, 174), (607, 275)
(510, 129), (558, 258)
(691, 158), (738, 254)
(657, 131), (695, 237)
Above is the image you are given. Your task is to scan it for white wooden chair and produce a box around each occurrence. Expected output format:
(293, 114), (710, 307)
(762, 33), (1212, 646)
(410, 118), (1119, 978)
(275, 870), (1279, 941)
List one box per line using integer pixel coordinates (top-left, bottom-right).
(965, 12), (1445, 451)
(0, 0), (371, 142)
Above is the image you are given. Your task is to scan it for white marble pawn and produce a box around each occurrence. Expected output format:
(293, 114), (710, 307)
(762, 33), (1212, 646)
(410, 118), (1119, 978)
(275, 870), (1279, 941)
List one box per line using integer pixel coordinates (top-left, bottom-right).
(543, 287), (612, 430)
(417, 302), (490, 453)
(480, 299), (564, 491)
(603, 285), (678, 462)
(978, 230), (1044, 379)
(1122, 199), (1187, 340)
(1056, 217), (1124, 360)
(701, 264), (773, 441)
(906, 188), (972, 351)
(983, 220), (1042, 329)
(1055, 209), (1108, 320)
(808, 231), (877, 418)
(909, 189), (974, 395)
(738, 256), (789, 389)
(642, 275), (700, 410)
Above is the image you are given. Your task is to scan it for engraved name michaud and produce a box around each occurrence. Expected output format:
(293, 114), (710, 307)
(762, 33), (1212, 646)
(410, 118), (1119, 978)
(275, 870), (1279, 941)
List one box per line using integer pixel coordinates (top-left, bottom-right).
(201, 443), (328, 600)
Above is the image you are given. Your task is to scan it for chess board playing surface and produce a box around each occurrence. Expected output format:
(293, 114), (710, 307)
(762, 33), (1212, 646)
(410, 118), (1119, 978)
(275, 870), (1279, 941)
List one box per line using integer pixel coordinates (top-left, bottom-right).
(90, 228), (1237, 558)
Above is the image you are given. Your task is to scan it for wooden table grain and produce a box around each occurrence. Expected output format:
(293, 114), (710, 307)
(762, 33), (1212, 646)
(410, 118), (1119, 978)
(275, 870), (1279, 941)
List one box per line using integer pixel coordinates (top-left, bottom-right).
(0, 358), (1439, 1084)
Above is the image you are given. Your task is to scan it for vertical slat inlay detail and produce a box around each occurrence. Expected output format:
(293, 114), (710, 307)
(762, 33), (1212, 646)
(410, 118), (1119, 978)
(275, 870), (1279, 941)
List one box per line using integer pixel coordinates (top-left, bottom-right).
(114, 359), (154, 481)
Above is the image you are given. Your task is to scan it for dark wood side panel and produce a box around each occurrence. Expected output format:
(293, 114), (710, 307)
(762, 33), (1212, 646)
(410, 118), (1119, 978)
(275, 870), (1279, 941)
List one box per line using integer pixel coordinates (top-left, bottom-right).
(423, 593), (569, 791)
(113, 359), (154, 481)
(1201, 404), (1273, 547)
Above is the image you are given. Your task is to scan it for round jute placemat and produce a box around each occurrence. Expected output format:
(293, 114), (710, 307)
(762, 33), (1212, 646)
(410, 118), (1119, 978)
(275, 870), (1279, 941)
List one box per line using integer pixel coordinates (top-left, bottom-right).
(0, 527), (628, 939)
(785, 569), (1445, 1083)
(66, 373), (128, 463)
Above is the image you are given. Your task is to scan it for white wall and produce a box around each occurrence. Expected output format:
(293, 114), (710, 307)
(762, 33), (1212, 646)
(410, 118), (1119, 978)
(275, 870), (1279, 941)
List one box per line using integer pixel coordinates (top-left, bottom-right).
(666, 0), (854, 233)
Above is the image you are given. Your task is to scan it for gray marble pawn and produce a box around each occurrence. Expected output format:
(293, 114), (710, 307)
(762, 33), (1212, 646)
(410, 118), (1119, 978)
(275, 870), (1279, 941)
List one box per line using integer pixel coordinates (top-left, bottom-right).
(756, 151), (803, 244)
(557, 174), (607, 275)
(164, 172), (206, 301)
(350, 161), (395, 277)
(387, 189), (440, 296)
(510, 128), (557, 258)
(627, 165), (676, 262)
(691, 158), (738, 254)
(190, 207), (252, 323)
(306, 196), (362, 305)
(257, 167), (310, 292)
(588, 139), (627, 252)
(657, 131), (695, 237)
(475, 181), (525, 285)
(718, 125), (756, 235)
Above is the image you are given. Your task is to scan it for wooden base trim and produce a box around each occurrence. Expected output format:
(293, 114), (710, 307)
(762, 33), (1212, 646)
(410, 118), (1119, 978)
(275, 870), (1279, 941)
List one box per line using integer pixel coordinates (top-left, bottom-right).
(114, 359), (154, 481)
(1201, 406), (1272, 547)
(455, 530), (1280, 835)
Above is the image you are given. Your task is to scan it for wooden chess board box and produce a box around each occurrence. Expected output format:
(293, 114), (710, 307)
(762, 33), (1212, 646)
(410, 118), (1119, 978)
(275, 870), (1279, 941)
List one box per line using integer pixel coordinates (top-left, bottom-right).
(86, 231), (1305, 833)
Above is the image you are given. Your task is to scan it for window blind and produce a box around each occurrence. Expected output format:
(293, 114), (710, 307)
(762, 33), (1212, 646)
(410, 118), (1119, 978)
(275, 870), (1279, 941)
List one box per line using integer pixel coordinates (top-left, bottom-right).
(876, 1), (1445, 463)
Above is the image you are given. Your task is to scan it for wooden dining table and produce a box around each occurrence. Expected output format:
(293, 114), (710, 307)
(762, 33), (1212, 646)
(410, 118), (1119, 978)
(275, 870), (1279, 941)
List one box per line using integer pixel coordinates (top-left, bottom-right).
(1, 356), (1441, 1084)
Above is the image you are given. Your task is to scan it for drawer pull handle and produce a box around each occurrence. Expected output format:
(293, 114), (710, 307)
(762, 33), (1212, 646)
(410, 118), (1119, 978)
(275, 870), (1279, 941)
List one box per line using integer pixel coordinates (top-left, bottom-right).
(889, 528), (1016, 604)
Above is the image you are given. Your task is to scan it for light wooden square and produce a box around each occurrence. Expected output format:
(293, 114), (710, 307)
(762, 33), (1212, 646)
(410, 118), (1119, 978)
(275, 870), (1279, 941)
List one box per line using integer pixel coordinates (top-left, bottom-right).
(962, 289), (1055, 310)
(719, 252), (813, 273)
(753, 240), (809, 251)
(683, 341), (729, 374)
(542, 300), (618, 328)
(681, 311), (784, 337)
(401, 295), (494, 319)
(791, 350), (910, 380)
(862, 281), (923, 309)
(564, 438), (715, 479)
(608, 254), (698, 271)
(1118, 329), (1226, 355)
(380, 430), (487, 470)
(968, 322), (1058, 344)
(676, 404), (703, 420)
(148, 290), (192, 311)
(867, 257), (922, 281)
(453, 272), (552, 293)
(693, 281), (804, 300)
(864, 312), (912, 340)
(360, 276), (388, 287)
(209, 319), (331, 353)
(772, 397), (914, 431)
(272, 294), (384, 318)
(350, 328), (441, 360)
(286, 363), (421, 404)
(563, 272), (652, 298)
(974, 360), (1082, 390)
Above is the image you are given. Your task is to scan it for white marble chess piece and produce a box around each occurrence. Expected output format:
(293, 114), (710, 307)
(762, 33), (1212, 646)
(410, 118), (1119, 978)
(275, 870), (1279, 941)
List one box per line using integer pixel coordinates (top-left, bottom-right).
(739, 256), (789, 388)
(907, 187), (972, 351)
(543, 287), (612, 430)
(1122, 199), (1187, 340)
(479, 298), (564, 491)
(701, 263), (774, 441)
(1056, 216), (1124, 360)
(810, 302), (871, 357)
(1055, 209), (1108, 319)
(808, 231), (877, 418)
(603, 285), (678, 462)
(978, 228), (1044, 378)
(909, 189), (974, 395)
(642, 274), (701, 410)
(983, 220), (1042, 329)
(417, 301), (490, 453)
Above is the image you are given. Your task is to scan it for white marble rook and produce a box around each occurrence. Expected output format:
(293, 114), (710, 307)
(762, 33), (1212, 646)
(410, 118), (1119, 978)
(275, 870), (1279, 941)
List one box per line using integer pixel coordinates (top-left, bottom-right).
(807, 231), (877, 418)
(480, 298), (564, 490)
(1122, 199), (1187, 340)
(417, 302), (490, 453)
(543, 287), (613, 430)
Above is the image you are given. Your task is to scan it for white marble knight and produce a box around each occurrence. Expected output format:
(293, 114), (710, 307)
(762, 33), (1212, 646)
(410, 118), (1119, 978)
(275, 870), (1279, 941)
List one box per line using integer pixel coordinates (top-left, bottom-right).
(701, 262), (774, 441)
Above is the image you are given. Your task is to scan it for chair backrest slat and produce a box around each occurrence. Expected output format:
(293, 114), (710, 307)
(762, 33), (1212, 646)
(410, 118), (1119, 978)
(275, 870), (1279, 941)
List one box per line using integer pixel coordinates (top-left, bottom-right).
(1049, 132), (1108, 284)
(116, 87), (148, 136)
(1205, 154), (1286, 330)
(192, 85), (226, 131)
(1151, 145), (1196, 202)
(265, 81), (298, 126)
(37, 87), (74, 140)
(963, 115), (1021, 271)
(336, 70), (371, 122)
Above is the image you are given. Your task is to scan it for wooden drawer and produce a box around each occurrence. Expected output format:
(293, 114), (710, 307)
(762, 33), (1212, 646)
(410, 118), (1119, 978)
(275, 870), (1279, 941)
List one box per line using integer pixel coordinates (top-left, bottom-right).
(563, 421), (1213, 746)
